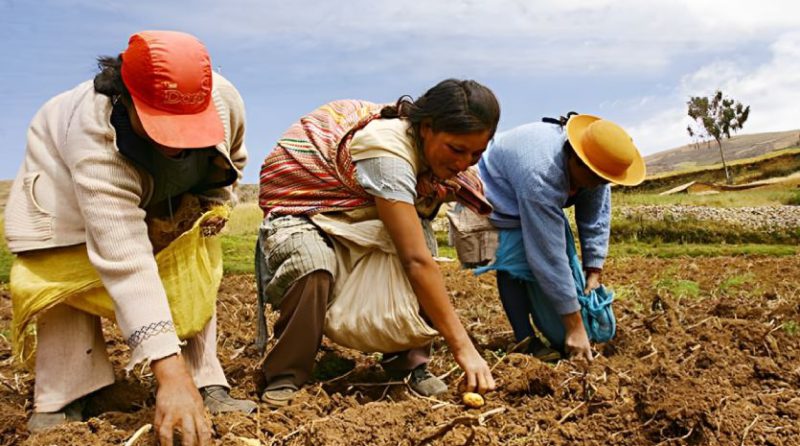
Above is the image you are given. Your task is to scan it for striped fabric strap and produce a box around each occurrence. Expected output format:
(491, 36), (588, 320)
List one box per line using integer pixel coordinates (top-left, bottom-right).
(258, 99), (492, 217)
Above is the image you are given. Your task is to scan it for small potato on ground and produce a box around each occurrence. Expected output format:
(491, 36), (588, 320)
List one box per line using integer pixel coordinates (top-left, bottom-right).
(462, 392), (485, 408)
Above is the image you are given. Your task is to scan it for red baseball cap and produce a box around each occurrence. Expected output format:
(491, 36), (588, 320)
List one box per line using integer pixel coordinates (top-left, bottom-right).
(121, 31), (224, 149)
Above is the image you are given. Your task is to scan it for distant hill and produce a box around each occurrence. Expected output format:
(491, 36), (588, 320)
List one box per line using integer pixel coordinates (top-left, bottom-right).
(645, 130), (800, 175)
(237, 184), (258, 203)
(629, 148), (800, 193)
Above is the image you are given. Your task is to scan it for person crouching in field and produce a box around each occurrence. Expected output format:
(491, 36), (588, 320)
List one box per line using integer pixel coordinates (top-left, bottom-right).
(256, 80), (500, 408)
(5, 31), (255, 444)
(475, 113), (645, 361)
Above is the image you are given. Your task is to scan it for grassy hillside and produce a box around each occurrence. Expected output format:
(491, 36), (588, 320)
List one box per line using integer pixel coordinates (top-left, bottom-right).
(631, 147), (800, 193)
(615, 185), (798, 208)
(0, 180), (10, 212)
(645, 129), (800, 174)
(236, 183), (259, 203)
(0, 221), (11, 283)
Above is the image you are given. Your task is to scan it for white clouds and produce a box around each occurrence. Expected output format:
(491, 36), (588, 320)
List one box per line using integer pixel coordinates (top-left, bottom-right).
(186, 0), (798, 41)
(3, 0), (799, 179)
(112, 0), (799, 78)
(718, 32), (800, 132)
(627, 31), (800, 155)
(679, 0), (800, 32)
(19, 0), (800, 80)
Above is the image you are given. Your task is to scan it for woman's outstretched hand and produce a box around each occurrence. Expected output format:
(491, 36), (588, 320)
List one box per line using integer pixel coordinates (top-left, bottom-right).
(453, 344), (496, 394)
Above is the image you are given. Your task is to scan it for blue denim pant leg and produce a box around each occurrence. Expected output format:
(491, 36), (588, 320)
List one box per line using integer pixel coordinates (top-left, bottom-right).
(525, 280), (568, 350)
(496, 271), (536, 343)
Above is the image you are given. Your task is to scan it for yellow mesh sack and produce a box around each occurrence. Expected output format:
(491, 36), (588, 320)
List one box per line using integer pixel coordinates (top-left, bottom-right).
(10, 207), (228, 366)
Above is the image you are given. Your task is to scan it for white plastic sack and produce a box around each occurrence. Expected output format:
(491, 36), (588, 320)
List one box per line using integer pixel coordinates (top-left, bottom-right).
(311, 214), (438, 353)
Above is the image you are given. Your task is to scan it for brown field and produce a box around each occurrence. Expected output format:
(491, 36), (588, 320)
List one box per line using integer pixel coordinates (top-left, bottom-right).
(1, 256), (799, 445)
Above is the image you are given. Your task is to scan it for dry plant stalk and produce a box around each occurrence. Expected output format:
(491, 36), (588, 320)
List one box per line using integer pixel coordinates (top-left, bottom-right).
(123, 423), (152, 446)
(415, 407), (507, 445)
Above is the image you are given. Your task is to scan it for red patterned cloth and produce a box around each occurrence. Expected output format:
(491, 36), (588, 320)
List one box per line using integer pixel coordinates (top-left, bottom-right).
(259, 100), (491, 217)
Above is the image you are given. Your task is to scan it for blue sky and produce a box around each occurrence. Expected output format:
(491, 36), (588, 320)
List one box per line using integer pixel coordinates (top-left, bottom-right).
(2, 0), (799, 183)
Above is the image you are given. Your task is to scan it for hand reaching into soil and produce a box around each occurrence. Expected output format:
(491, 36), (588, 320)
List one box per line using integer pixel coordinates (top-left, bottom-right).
(453, 344), (496, 394)
(562, 311), (593, 361)
(151, 354), (212, 446)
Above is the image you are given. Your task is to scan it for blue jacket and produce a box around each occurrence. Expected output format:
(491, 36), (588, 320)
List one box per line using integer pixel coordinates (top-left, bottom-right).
(478, 121), (611, 315)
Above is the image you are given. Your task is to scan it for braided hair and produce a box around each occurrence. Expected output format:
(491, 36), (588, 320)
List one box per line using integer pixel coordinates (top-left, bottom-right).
(380, 79), (500, 148)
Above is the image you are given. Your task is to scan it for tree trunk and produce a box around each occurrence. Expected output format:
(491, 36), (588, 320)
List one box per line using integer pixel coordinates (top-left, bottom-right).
(716, 139), (732, 184)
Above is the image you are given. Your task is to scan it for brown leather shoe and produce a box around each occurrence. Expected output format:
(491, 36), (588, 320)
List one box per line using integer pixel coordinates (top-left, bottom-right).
(200, 385), (257, 414)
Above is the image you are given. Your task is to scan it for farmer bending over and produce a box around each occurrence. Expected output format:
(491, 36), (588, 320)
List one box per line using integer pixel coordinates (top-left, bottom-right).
(476, 113), (645, 361)
(5, 31), (254, 444)
(256, 80), (500, 408)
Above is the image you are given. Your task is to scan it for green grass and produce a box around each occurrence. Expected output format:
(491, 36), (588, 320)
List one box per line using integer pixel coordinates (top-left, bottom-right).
(611, 284), (645, 312)
(573, 200), (800, 244)
(718, 273), (755, 295)
(610, 213), (800, 245)
(610, 284), (636, 301)
(647, 147), (800, 180)
(632, 147), (800, 194)
(436, 225), (797, 260)
(218, 204), (262, 274)
(0, 222), (12, 283)
(608, 242), (798, 258)
(783, 321), (799, 336)
(437, 244), (457, 259)
(655, 277), (701, 299)
(434, 230), (457, 259)
(613, 186), (800, 208)
(221, 233), (257, 274)
(783, 190), (800, 206)
(2, 203), (799, 284)
(223, 202), (263, 236)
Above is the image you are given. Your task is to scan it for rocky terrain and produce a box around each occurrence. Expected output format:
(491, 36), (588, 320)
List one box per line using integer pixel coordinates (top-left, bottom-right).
(616, 205), (800, 231)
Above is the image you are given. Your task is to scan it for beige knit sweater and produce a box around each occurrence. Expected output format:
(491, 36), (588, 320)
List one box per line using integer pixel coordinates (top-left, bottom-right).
(4, 72), (247, 368)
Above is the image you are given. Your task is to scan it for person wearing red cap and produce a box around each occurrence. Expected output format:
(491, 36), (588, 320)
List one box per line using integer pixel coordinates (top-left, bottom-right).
(4, 30), (253, 441)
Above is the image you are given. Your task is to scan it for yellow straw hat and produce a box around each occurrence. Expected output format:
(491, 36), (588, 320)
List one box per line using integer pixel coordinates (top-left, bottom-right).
(565, 114), (646, 186)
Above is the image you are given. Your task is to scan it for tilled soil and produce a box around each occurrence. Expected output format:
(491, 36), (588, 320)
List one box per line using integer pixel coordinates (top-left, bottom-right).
(1, 256), (799, 445)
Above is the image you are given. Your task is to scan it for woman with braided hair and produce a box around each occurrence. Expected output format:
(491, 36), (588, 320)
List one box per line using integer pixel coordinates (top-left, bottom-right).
(256, 79), (500, 407)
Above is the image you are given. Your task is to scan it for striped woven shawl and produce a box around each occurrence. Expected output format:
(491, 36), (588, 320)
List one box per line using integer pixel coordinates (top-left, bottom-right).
(259, 99), (491, 217)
